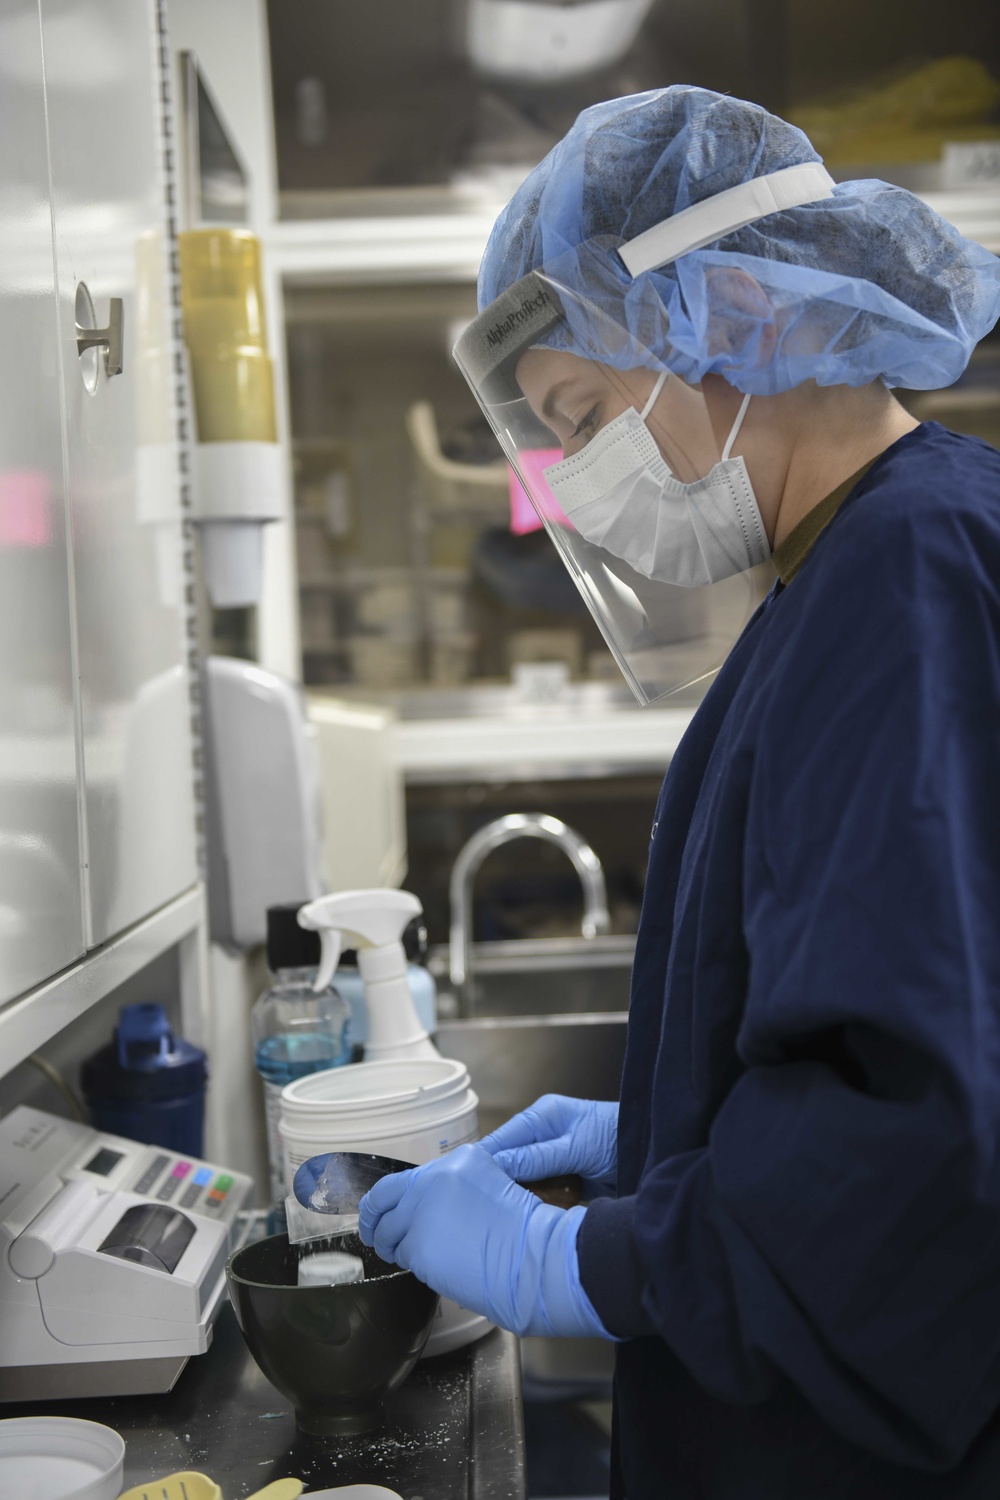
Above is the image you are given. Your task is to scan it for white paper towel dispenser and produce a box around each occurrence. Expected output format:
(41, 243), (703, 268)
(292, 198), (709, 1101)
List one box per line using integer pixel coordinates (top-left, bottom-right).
(203, 656), (325, 950)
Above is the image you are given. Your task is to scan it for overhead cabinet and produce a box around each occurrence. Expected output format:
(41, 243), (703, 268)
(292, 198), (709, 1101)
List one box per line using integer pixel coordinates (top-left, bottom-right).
(0, 0), (86, 1001)
(0, 0), (198, 1006)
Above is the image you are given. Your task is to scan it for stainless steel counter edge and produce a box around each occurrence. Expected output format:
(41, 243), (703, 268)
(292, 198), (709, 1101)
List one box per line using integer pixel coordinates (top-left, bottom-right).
(471, 1327), (526, 1500)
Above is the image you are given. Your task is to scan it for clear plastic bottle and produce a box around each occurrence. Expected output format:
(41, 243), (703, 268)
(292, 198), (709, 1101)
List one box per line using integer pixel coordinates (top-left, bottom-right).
(253, 904), (351, 1209)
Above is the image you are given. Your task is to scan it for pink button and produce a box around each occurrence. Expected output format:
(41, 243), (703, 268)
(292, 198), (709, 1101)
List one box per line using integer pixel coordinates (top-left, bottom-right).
(171, 1161), (191, 1179)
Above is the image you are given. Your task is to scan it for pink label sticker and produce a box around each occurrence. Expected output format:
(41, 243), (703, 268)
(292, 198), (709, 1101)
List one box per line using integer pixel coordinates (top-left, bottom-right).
(0, 471), (51, 548)
(508, 449), (571, 536)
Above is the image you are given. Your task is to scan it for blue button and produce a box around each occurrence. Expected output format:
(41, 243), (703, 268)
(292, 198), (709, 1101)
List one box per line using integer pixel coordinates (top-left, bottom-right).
(192, 1167), (212, 1186)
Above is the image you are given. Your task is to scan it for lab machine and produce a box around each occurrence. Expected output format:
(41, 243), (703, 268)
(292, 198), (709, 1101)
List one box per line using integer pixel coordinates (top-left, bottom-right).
(0, 1106), (252, 1401)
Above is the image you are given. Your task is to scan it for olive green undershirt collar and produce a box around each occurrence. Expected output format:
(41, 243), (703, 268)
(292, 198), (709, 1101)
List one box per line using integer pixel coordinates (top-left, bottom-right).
(772, 459), (877, 585)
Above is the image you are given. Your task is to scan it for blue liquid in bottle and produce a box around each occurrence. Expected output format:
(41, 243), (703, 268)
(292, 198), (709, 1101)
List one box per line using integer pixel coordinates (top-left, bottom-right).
(254, 1029), (347, 1087)
(252, 965), (351, 1212)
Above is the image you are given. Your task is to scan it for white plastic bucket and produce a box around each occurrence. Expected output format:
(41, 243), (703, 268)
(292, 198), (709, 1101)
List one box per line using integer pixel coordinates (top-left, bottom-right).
(278, 1056), (487, 1357)
(278, 1058), (479, 1179)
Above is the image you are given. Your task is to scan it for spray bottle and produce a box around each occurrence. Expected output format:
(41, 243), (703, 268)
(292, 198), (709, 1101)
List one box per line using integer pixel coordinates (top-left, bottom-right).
(297, 889), (439, 1062)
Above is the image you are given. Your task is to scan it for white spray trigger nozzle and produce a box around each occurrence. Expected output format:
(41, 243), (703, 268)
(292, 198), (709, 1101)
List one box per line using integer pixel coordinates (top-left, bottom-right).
(297, 890), (435, 1059)
(297, 903), (345, 992)
(298, 891), (421, 946)
(314, 927), (342, 993)
(298, 890), (423, 993)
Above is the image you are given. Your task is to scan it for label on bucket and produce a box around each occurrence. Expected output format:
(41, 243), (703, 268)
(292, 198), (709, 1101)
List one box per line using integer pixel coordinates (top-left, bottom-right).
(437, 1121), (478, 1154)
(282, 1117), (480, 1178)
(264, 1081), (287, 1201)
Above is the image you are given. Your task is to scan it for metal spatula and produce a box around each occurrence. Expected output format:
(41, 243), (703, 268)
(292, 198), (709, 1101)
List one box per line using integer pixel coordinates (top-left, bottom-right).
(286, 1152), (414, 1245)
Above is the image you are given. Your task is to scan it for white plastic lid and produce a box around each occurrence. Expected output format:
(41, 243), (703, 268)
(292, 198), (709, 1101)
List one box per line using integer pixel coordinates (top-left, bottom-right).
(279, 1090), (478, 1147)
(281, 1057), (469, 1116)
(303, 1487), (404, 1499)
(0, 1417), (125, 1500)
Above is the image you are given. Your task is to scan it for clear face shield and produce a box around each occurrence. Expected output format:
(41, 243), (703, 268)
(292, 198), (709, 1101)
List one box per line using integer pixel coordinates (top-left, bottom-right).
(453, 271), (773, 705)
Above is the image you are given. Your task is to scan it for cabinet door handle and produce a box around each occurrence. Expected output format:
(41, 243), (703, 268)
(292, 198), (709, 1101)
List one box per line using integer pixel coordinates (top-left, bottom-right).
(76, 297), (124, 377)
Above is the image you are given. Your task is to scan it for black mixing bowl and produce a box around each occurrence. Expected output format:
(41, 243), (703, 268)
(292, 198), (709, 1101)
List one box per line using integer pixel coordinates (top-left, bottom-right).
(226, 1230), (439, 1436)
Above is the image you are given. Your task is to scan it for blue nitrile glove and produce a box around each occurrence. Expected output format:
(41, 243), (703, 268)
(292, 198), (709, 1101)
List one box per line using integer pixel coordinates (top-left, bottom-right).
(480, 1094), (618, 1197)
(358, 1143), (613, 1339)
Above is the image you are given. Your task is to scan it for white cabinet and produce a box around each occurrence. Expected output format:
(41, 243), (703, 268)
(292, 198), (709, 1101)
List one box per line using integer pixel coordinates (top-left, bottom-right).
(1, 0), (198, 1012)
(0, 0), (86, 1000)
(40, 0), (197, 947)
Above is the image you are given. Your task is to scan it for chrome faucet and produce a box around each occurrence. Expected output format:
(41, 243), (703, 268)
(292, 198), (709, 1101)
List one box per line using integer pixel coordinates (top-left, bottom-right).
(448, 812), (611, 997)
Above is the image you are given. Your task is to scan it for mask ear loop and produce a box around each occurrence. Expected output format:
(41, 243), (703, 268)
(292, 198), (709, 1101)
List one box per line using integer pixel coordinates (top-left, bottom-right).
(640, 370), (669, 422)
(722, 392), (752, 460)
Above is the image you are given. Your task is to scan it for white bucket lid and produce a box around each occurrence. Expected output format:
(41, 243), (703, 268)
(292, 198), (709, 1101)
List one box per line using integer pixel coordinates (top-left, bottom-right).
(0, 1416), (125, 1500)
(280, 1088), (479, 1147)
(281, 1057), (471, 1118)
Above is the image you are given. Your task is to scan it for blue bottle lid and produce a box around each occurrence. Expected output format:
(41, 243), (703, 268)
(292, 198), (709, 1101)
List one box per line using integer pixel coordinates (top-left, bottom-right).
(81, 1003), (208, 1104)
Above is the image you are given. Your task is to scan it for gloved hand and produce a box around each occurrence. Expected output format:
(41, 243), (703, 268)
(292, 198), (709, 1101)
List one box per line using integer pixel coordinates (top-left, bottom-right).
(358, 1144), (613, 1340)
(480, 1094), (618, 1196)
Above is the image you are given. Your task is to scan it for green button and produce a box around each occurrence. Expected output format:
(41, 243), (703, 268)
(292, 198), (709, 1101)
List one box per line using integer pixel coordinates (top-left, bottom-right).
(215, 1174), (233, 1192)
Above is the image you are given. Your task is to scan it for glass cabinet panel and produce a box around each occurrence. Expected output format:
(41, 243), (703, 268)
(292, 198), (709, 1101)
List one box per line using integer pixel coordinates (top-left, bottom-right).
(0, 0), (86, 1001)
(268, 0), (1000, 212)
(287, 281), (628, 694)
(41, 0), (197, 944)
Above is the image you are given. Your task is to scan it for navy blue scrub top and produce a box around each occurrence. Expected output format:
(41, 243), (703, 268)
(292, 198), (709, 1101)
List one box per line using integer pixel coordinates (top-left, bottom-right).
(577, 423), (1000, 1498)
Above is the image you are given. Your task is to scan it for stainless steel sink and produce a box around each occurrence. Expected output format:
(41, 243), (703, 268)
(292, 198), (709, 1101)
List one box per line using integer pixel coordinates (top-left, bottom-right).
(430, 935), (632, 1136)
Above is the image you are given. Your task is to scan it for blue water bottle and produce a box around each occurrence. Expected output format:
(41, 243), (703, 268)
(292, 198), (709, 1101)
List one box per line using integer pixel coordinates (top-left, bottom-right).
(81, 1002), (208, 1156)
(253, 903), (352, 1211)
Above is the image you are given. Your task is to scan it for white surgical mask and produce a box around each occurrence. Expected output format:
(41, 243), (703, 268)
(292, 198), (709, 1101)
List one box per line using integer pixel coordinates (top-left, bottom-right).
(543, 381), (771, 587)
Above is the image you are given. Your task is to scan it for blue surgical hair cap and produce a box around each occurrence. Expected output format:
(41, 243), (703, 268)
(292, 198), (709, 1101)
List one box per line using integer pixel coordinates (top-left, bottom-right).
(477, 86), (1000, 394)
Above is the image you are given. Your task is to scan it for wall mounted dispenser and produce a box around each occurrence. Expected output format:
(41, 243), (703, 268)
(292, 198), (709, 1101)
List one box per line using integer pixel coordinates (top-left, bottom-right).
(179, 229), (283, 607)
(203, 657), (325, 951)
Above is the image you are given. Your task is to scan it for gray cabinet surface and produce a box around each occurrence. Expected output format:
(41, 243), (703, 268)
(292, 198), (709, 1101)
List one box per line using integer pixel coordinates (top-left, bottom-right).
(0, 0), (87, 1001)
(1, 0), (198, 1007)
(41, 0), (197, 947)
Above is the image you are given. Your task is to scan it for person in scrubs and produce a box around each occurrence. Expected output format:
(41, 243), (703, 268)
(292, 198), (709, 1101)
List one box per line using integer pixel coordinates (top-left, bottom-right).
(360, 87), (1000, 1498)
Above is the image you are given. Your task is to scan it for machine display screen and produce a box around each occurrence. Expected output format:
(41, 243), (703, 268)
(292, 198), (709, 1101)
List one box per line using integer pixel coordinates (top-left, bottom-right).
(83, 1147), (124, 1177)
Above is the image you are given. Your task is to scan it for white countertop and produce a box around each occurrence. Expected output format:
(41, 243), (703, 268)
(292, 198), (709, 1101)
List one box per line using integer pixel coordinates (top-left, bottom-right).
(392, 701), (697, 782)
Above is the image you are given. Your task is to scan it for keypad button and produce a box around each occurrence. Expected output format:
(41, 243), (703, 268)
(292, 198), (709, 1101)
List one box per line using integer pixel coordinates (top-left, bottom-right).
(134, 1153), (170, 1195)
(157, 1176), (181, 1202)
(180, 1184), (202, 1208)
